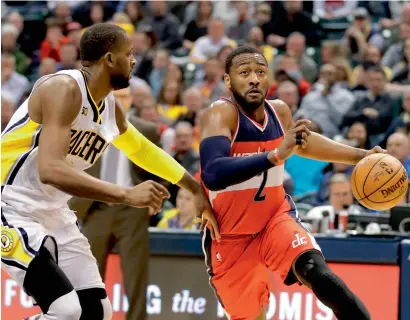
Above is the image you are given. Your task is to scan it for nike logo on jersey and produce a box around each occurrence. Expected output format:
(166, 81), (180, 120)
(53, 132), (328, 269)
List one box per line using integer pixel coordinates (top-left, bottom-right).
(81, 106), (88, 116)
(68, 129), (107, 165)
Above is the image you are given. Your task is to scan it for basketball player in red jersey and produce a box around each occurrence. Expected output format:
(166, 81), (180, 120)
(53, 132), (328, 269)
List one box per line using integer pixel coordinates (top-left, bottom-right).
(199, 46), (384, 320)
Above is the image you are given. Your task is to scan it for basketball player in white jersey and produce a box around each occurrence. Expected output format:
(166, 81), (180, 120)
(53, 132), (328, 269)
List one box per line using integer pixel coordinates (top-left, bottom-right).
(1, 23), (220, 320)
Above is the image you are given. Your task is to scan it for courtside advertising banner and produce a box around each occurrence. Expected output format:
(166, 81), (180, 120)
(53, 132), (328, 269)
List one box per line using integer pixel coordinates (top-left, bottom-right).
(2, 255), (399, 320)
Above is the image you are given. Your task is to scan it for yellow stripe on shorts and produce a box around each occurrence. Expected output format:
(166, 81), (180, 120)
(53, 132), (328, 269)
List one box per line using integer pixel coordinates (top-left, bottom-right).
(1, 225), (35, 269)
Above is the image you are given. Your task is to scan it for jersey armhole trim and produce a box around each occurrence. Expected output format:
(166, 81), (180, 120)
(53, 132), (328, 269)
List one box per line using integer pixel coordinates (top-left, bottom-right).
(265, 100), (285, 136)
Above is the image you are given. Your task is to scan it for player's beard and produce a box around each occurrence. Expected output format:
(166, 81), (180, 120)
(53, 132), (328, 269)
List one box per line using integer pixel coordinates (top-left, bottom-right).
(231, 86), (265, 111)
(110, 72), (130, 90)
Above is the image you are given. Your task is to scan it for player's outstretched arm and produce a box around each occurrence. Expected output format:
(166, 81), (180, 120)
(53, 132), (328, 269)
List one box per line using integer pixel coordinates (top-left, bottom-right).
(199, 100), (310, 191)
(272, 100), (385, 165)
(36, 76), (168, 211)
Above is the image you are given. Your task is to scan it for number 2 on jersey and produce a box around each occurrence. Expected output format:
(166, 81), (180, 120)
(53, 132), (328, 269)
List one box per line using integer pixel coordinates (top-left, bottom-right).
(254, 171), (268, 202)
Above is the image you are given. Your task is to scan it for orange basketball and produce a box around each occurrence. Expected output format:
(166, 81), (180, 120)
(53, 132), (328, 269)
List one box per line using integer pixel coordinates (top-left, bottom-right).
(351, 153), (408, 210)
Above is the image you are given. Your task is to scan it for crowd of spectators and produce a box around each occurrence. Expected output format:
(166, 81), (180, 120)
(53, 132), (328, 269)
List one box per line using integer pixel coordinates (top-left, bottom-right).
(2, 0), (410, 233)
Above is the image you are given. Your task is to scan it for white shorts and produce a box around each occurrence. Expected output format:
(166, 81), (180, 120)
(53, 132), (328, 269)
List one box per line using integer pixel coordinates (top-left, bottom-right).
(1, 203), (104, 291)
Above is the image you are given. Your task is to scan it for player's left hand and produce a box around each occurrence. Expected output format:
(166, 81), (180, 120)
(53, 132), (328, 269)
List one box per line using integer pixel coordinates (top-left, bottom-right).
(194, 190), (221, 242)
(365, 145), (387, 157)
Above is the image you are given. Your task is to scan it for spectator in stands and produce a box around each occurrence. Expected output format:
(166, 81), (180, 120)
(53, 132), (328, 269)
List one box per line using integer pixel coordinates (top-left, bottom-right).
(132, 30), (156, 82)
(274, 32), (317, 83)
(320, 40), (347, 64)
(285, 121), (329, 197)
(138, 98), (168, 138)
(40, 18), (70, 62)
(332, 58), (354, 89)
(89, 3), (105, 25)
(268, 53), (311, 99)
(176, 87), (204, 127)
(162, 87), (205, 154)
(165, 121), (200, 205)
(217, 45), (234, 71)
(142, 1), (182, 50)
(212, 1), (257, 32)
(277, 81), (300, 115)
(1, 23), (30, 75)
(307, 173), (366, 222)
(380, 92), (410, 147)
(313, 0), (358, 20)
(267, 0), (320, 49)
(316, 142), (355, 205)
(386, 132), (410, 174)
(157, 80), (188, 122)
(66, 21), (82, 56)
(245, 27), (276, 78)
(57, 42), (78, 71)
(391, 38), (410, 84)
(341, 66), (396, 137)
(190, 18), (236, 64)
(382, 17), (410, 68)
(164, 63), (185, 86)
(6, 11), (34, 58)
(1, 92), (15, 131)
(344, 8), (384, 62)
(132, 83), (154, 110)
(346, 121), (371, 149)
(183, 0), (213, 51)
(54, 1), (72, 21)
(158, 188), (199, 230)
(1, 54), (29, 104)
(227, 1), (255, 43)
(379, 2), (410, 30)
(193, 57), (225, 104)
(123, 1), (144, 26)
(254, 2), (275, 42)
(110, 12), (135, 35)
(36, 57), (57, 81)
(352, 45), (392, 90)
(296, 63), (355, 138)
(148, 48), (170, 98)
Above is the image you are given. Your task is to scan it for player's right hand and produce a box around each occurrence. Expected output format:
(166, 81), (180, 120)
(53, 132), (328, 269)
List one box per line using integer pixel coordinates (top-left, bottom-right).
(276, 119), (311, 161)
(124, 180), (170, 215)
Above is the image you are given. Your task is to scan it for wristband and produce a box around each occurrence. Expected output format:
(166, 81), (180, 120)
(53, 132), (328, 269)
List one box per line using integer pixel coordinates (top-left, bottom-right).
(273, 148), (285, 165)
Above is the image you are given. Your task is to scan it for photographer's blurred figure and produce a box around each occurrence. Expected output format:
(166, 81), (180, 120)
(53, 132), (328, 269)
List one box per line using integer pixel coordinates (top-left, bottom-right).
(157, 188), (199, 230)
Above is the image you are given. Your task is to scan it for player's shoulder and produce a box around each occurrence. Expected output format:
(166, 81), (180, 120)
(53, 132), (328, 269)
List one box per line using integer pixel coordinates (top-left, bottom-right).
(206, 99), (238, 116)
(36, 74), (82, 102)
(201, 99), (238, 132)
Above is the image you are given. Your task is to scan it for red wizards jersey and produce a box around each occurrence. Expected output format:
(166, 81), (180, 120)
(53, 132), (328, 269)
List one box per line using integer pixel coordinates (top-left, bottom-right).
(202, 98), (291, 235)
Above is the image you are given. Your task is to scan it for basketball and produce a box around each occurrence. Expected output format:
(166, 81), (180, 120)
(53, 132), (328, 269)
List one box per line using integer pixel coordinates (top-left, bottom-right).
(351, 153), (408, 210)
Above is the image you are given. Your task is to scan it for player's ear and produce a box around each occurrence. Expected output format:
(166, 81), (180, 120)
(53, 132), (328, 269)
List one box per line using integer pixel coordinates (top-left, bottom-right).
(223, 73), (231, 89)
(104, 52), (115, 68)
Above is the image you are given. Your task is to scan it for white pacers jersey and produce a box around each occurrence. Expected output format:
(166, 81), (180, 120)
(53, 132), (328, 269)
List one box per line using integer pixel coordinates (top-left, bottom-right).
(1, 69), (119, 220)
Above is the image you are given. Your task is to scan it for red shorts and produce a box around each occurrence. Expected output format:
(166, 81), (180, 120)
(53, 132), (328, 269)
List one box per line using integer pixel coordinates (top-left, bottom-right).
(202, 203), (322, 320)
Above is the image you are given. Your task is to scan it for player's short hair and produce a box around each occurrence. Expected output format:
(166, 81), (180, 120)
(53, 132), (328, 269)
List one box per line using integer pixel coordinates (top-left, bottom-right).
(225, 45), (267, 74)
(80, 23), (128, 64)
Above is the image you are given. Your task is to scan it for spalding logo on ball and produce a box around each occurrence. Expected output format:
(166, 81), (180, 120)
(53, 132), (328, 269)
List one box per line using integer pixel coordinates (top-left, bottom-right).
(351, 153), (408, 210)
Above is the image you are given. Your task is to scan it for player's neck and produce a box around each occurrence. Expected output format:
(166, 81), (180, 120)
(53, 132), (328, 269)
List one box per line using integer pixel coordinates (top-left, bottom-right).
(81, 67), (112, 104)
(239, 105), (265, 125)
